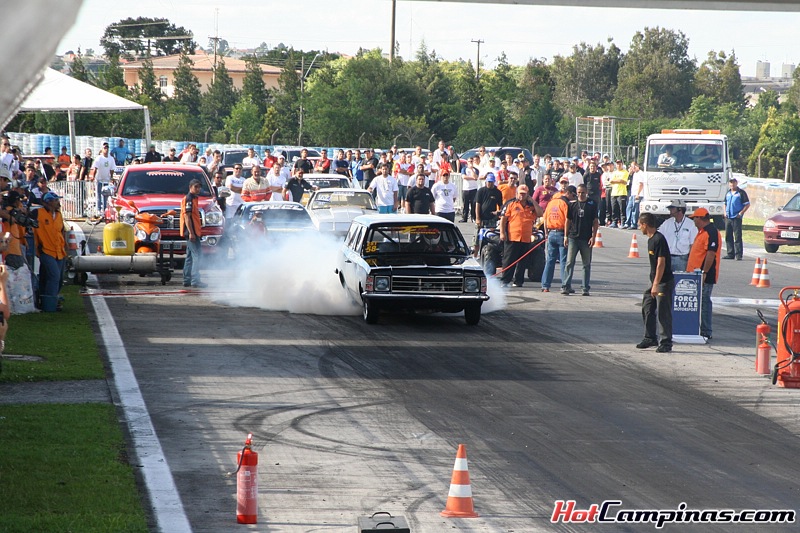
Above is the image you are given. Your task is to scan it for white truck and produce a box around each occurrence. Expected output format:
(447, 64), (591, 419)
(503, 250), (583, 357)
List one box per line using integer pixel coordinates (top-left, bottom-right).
(639, 129), (730, 227)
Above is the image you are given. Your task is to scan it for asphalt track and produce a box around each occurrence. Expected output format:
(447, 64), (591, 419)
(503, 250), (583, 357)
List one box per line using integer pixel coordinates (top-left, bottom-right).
(92, 226), (800, 532)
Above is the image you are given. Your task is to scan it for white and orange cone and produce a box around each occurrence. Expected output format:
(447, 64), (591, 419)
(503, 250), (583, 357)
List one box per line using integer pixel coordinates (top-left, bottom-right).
(593, 229), (604, 248)
(627, 234), (640, 258)
(757, 258), (771, 288)
(749, 257), (762, 286)
(441, 444), (479, 518)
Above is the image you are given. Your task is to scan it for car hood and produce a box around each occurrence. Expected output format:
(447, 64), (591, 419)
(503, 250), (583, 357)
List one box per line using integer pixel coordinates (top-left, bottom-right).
(768, 210), (800, 227)
(121, 194), (217, 210)
(312, 207), (373, 230)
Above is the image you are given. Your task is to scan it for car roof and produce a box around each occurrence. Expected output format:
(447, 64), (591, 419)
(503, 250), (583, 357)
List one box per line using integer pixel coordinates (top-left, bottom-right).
(354, 214), (454, 226)
(122, 163), (208, 172)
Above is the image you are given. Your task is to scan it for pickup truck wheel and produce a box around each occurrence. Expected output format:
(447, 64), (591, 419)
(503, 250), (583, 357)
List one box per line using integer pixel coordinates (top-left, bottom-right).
(464, 303), (482, 326)
(363, 299), (380, 324)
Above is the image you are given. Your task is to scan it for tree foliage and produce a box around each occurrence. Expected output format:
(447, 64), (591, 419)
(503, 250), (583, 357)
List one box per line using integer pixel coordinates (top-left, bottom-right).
(101, 17), (196, 60)
(242, 56), (269, 117)
(552, 41), (621, 119)
(201, 59), (239, 134)
(172, 51), (201, 116)
(694, 51), (745, 110)
(70, 49), (92, 84)
(272, 51), (302, 145)
(96, 53), (125, 91)
(133, 56), (163, 104)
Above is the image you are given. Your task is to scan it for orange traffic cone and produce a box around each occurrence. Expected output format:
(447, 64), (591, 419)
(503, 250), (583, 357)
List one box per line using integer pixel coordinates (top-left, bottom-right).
(593, 229), (604, 248)
(757, 258), (771, 288)
(627, 234), (640, 258)
(441, 444), (479, 518)
(749, 257), (762, 286)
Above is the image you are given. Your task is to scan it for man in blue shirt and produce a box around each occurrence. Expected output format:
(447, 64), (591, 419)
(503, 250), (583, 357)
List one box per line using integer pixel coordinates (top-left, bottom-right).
(110, 139), (133, 166)
(723, 177), (750, 260)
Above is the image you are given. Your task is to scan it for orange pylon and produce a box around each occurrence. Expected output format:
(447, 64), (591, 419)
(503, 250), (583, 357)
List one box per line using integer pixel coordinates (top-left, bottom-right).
(627, 234), (640, 258)
(593, 229), (604, 248)
(749, 257), (762, 286)
(441, 444), (479, 518)
(757, 258), (771, 288)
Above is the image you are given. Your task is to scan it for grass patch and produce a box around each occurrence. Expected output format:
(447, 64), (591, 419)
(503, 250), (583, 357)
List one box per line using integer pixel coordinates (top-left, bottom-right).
(0, 403), (148, 533)
(1, 285), (105, 382)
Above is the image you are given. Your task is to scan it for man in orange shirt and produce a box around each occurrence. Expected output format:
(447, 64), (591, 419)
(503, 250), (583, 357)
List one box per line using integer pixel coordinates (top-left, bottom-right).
(180, 179), (206, 288)
(541, 185), (575, 292)
(497, 174), (517, 205)
(686, 208), (721, 340)
(499, 185), (543, 288)
(33, 191), (66, 311)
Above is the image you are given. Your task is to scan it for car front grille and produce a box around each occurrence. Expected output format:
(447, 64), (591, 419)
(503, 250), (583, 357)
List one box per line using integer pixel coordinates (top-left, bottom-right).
(391, 275), (463, 293)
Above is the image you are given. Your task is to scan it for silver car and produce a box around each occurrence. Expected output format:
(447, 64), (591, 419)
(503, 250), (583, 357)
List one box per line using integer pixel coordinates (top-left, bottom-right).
(307, 188), (377, 236)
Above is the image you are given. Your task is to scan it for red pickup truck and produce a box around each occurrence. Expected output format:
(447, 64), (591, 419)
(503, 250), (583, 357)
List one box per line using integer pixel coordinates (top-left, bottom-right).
(107, 163), (225, 256)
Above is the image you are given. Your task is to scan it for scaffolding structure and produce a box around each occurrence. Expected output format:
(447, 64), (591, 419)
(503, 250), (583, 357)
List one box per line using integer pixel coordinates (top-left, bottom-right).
(575, 116), (619, 161)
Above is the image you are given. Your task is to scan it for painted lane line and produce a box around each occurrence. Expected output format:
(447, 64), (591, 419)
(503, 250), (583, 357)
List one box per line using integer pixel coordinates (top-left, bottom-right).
(88, 276), (192, 533)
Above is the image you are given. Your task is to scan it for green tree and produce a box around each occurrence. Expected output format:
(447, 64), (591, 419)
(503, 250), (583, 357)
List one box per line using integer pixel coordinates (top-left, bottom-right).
(172, 51), (201, 116)
(223, 97), (263, 144)
(748, 107), (800, 178)
(694, 50), (745, 110)
(613, 27), (696, 118)
(242, 56), (269, 116)
(415, 48), (462, 143)
(201, 59), (239, 134)
(101, 17), (196, 59)
(272, 51), (302, 144)
(70, 49), (92, 84)
(552, 41), (621, 119)
(512, 59), (560, 147)
(783, 66), (800, 113)
(134, 55), (162, 104)
(97, 53), (125, 91)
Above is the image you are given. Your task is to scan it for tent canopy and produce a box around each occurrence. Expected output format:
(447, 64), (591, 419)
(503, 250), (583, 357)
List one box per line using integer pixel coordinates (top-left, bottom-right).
(16, 68), (151, 150)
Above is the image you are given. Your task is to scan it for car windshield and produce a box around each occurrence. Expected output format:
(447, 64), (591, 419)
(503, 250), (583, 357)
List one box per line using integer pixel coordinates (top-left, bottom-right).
(645, 141), (724, 172)
(121, 169), (212, 196)
(306, 177), (348, 189)
(784, 193), (800, 211)
(309, 191), (376, 210)
(223, 151), (248, 166)
(363, 223), (470, 265)
(246, 204), (313, 228)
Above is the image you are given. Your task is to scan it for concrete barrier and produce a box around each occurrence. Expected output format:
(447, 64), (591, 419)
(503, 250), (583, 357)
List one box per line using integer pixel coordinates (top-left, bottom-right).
(739, 176), (800, 221)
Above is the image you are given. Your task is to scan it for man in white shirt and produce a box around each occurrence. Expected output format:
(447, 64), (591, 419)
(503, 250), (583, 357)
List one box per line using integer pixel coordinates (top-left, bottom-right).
(266, 161), (288, 201)
(657, 200), (698, 272)
(90, 143), (115, 213)
(431, 140), (448, 174)
(0, 138), (17, 182)
(564, 163), (583, 188)
(242, 147), (261, 168)
(367, 163), (398, 214)
(460, 156), (480, 222)
(224, 164), (246, 218)
(431, 171), (458, 222)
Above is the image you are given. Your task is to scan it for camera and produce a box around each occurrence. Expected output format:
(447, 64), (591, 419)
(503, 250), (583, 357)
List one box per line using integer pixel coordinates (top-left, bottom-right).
(9, 208), (38, 228)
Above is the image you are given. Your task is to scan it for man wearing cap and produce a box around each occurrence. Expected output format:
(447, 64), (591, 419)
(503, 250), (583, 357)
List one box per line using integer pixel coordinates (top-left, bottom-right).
(499, 185), (543, 288)
(541, 183), (573, 293)
(33, 191), (66, 310)
(687, 207), (722, 340)
(473, 173), (504, 255)
(636, 212), (674, 353)
(658, 200), (697, 272)
(162, 147), (180, 162)
(723, 177), (750, 260)
(144, 144), (161, 163)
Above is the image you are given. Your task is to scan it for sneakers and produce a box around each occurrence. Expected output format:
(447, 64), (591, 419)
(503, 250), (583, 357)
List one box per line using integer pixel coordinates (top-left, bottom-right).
(560, 287), (569, 295)
(636, 339), (658, 349)
(656, 345), (672, 353)
(581, 289), (590, 296)
(183, 282), (191, 287)
(512, 283), (523, 288)
(541, 288), (550, 293)
(723, 255), (735, 260)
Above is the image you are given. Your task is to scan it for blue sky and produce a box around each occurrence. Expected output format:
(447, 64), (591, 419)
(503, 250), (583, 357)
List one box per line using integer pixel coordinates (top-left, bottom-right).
(58, 0), (800, 77)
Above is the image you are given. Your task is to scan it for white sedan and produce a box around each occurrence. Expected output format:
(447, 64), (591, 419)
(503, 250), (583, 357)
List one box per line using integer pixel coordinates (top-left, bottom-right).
(307, 188), (377, 236)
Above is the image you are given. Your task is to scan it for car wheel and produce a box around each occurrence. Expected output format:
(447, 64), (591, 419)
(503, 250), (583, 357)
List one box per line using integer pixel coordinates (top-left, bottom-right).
(363, 298), (380, 324)
(464, 303), (482, 326)
(764, 242), (779, 253)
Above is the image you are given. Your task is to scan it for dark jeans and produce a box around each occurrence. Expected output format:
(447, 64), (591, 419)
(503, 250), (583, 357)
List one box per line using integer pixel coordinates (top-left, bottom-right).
(38, 253), (65, 308)
(604, 190), (613, 224)
(642, 280), (673, 347)
(564, 237), (593, 291)
(501, 240), (530, 285)
(461, 189), (477, 221)
(612, 195), (627, 225)
(437, 211), (455, 222)
(725, 216), (743, 259)
(701, 282), (714, 338)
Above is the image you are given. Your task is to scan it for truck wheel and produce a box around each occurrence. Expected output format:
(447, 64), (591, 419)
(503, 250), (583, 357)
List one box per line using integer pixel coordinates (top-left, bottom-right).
(464, 303), (482, 326)
(363, 299), (380, 324)
(764, 242), (779, 253)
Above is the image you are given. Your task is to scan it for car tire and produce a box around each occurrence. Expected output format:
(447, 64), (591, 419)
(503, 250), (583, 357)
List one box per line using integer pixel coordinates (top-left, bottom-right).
(363, 298), (380, 324)
(764, 242), (779, 253)
(464, 303), (482, 326)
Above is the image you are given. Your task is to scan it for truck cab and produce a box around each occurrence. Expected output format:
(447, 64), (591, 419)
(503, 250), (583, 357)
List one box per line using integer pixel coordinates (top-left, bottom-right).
(639, 129), (730, 226)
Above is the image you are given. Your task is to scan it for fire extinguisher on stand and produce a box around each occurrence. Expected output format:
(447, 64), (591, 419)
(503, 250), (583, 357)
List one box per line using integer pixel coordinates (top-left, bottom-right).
(234, 433), (258, 524)
(772, 287), (800, 388)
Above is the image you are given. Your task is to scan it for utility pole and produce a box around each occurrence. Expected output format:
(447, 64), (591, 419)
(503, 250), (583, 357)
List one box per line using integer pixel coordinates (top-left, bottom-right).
(390, 0), (397, 63)
(471, 39), (484, 80)
(209, 8), (220, 83)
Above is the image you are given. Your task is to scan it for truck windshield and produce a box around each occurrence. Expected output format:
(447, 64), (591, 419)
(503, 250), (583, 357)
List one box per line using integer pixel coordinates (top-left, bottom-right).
(121, 170), (213, 196)
(646, 141), (724, 172)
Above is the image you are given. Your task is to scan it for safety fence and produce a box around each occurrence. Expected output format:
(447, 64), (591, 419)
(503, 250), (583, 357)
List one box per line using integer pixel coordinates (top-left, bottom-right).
(48, 181), (98, 221)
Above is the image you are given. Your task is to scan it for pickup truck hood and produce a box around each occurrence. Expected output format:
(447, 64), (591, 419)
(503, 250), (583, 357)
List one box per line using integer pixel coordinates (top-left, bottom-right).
(120, 194), (217, 211)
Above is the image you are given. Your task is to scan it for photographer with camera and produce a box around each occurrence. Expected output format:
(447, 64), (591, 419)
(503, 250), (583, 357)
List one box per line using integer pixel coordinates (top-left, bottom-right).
(0, 191), (35, 314)
(33, 192), (66, 312)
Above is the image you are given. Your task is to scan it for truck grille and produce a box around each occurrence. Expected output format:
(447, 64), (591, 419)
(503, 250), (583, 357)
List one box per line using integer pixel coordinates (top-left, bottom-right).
(649, 186), (708, 197)
(392, 275), (463, 293)
(141, 209), (180, 230)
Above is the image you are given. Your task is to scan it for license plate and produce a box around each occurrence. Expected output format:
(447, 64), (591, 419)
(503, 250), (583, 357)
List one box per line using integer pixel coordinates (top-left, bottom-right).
(780, 230), (800, 239)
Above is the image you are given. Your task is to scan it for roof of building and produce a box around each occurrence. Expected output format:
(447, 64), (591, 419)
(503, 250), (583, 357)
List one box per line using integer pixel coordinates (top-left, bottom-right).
(122, 50), (283, 75)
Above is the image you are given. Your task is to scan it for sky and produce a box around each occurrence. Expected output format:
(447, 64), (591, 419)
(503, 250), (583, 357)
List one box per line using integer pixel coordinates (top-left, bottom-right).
(57, 0), (800, 78)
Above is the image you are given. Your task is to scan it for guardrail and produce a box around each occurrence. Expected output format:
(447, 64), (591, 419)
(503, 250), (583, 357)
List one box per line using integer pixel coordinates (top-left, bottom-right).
(48, 181), (98, 221)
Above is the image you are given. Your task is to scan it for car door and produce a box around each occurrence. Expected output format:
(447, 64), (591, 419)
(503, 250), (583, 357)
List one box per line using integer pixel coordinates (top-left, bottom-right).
(342, 224), (365, 298)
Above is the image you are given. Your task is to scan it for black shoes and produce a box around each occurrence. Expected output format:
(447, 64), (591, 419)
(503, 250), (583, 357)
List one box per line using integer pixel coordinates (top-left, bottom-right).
(723, 255), (735, 260)
(636, 339), (658, 349)
(656, 345), (672, 353)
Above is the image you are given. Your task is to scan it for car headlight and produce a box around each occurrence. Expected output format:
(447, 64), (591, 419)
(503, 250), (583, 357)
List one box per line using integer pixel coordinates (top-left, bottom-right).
(375, 276), (390, 292)
(135, 228), (147, 241)
(764, 219), (777, 229)
(204, 208), (224, 226)
(464, 277), (479, 292)
(150, 229), (161, 241)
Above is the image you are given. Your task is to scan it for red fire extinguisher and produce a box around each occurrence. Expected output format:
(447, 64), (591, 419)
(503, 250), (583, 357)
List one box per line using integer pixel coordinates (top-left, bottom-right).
(756, 311), (772, 376)
(773, 287), (800, 388)
(236, 433), (258, 524)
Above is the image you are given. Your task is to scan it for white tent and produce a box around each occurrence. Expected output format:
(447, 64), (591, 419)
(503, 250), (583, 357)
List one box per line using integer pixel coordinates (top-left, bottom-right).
(14, 68), (152, 152)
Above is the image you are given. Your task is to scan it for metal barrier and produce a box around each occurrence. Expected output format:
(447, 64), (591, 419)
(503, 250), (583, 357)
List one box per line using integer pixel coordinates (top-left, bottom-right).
(48, 181), (98, 220)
